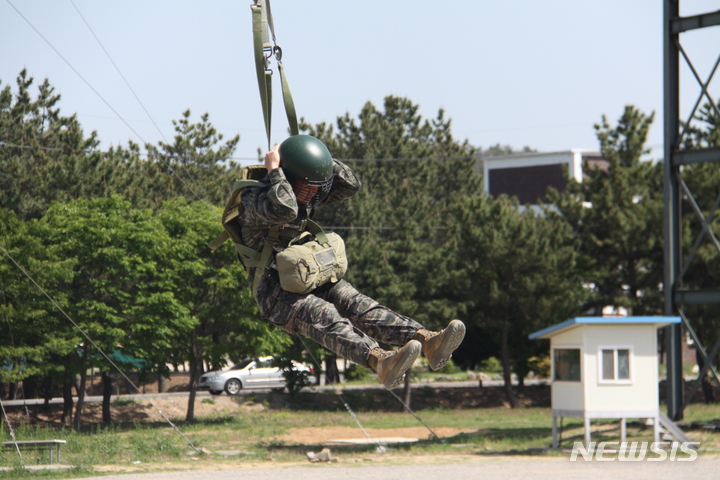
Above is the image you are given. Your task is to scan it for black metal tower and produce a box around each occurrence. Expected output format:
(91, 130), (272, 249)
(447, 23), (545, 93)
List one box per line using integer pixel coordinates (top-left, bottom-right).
(664, 1), (720, 420)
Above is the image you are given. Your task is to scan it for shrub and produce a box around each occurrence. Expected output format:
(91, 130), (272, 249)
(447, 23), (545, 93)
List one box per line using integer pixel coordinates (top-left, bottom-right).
(477, 356), (502, 374)
(344, 363), (369, 382)
(527, 355), (551, 378)
(436, 359), (460, 374)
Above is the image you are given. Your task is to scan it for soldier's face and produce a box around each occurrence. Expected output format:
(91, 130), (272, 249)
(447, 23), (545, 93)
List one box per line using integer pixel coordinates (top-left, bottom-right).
(293, 180), (319, 205)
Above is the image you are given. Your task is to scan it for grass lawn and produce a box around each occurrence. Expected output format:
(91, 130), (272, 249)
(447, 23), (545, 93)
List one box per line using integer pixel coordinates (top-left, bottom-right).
(1, 389), (719, 478)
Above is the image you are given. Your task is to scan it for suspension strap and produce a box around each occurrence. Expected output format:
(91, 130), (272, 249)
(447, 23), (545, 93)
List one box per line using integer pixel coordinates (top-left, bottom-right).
(251, 0), (299, 151)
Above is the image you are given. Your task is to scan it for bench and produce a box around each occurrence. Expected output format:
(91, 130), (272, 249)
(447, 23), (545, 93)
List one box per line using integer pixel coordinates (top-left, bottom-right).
(2, 440), (67, 464)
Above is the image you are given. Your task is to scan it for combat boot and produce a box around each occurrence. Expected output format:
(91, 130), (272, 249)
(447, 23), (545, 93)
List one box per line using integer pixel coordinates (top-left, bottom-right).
(415, 320), (466, 371)
(367, 340), (422, 389)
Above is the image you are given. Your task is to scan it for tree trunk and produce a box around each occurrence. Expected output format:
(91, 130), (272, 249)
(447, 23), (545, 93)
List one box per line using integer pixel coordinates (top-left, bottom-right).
(325, 354), (340, 384)
(401, 372), (412, 412)
(73, 349), (89, 429)
(23, 376), (36, 399)
(73, 369), (87, 429)
(696, 348), (716, 404)
(157, 372), (166, 393)
(102, 371), (113, 425)
(500, 324), (518, 408)
(62, 381), (74, 427)
(185, 334), (201, 422)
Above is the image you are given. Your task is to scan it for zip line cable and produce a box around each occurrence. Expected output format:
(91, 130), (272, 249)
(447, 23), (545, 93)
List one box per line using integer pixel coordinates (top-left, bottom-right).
(387, 389), (442, 442)
(294, 335), (374, 445)
(297, 334), (442, 444)
(0, 396), (24, 465)
(0, 245), (201, 453)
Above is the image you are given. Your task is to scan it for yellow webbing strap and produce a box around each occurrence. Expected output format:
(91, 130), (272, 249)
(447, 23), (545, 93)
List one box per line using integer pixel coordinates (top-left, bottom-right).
(251, 226), (280, 296)
(251, 1), (299, 146)
(279, 63), (298, 136)
(251, 4), (272, 150)
(208, 231), (229, 251)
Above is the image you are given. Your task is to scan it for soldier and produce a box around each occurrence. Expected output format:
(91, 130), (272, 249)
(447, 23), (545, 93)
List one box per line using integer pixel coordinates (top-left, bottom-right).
(238, 135), (465, 389)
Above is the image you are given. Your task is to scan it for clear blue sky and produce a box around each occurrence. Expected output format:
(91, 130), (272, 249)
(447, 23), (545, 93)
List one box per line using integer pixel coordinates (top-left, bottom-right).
(2, 1), (718, 165)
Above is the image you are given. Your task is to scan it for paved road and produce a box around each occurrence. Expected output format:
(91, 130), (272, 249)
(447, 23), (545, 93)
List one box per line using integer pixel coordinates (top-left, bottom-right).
(2, 379), (548, 407)
(72, 455), (719, 480)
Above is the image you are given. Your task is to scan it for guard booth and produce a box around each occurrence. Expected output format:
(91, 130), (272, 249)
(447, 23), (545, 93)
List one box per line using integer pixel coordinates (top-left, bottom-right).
(529, 316), (682, 447)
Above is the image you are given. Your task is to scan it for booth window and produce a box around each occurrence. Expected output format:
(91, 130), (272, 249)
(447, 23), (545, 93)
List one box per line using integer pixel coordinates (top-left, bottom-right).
(599, 347), (632, 383)
(553, 348), (581, 381)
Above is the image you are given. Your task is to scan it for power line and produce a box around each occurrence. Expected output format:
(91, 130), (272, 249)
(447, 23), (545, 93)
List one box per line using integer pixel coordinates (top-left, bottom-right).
(68, 0), (169, 146)
(0, 141), (260, 162)
(5, 0), (147, 144)
(0, 143), (477, 164)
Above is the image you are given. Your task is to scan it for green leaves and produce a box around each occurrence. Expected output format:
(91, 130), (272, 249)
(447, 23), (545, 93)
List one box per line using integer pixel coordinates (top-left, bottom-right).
(550, 105), (664, 316)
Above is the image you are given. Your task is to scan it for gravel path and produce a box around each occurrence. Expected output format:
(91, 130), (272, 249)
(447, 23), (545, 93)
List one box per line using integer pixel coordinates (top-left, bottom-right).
(77, 455), (718, 480)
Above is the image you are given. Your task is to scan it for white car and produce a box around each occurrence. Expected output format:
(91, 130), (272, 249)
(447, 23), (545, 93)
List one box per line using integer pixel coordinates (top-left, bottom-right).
(198, 357), (315, 395)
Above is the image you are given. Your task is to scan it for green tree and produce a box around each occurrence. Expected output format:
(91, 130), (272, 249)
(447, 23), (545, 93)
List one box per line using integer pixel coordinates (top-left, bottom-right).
(0, 70), (125, 220)
(547, 105), (664, 316)
(0, 209), (77, 422)
(299, 96), (481, 400)
(300, 96), (480, 327)
(448, 194), (585, 406)
(144, 110), (242, 207)
(36, 197), (196, 426)
(156, 200), (287, 421)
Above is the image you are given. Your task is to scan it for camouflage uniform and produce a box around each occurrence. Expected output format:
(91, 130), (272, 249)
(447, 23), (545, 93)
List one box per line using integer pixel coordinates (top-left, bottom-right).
(239, 160), (423, 367)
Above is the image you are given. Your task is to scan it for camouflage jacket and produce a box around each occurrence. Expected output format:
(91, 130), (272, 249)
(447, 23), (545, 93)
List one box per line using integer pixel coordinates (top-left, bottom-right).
(238, 159), (361, 264)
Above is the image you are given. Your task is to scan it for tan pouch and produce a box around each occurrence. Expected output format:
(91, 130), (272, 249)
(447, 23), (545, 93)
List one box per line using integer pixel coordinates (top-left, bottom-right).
(275, 232), (347, 294)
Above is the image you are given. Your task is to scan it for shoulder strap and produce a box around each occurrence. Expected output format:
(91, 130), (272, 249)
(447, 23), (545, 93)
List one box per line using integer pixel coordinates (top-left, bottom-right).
(209, 178), (267, 251)
(251, 225), (280, 296)
(305, 219), (328, 245)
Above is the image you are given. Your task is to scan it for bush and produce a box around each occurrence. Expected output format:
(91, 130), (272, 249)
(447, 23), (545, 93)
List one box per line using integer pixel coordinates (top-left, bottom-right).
(527, 355), (551, 378)
(477, 356), (502, 374)
(435, 359), (460, 374)
(344, 363), (369, 382)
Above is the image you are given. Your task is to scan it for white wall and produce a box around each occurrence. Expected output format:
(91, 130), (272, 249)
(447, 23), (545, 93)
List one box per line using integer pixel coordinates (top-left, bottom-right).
(482, 149), (594, 193)
(550, 326), (585, 411)
(582, 324), (659, 413)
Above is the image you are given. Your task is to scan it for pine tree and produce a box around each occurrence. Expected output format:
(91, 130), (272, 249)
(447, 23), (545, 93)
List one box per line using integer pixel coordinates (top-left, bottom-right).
(547, 105), (664, 316)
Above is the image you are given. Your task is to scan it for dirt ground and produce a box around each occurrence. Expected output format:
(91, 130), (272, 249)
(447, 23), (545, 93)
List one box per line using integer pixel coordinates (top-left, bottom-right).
(3, 395), (256, 426)
(273, 425), (474, 444)
(6, 386), (550, 430)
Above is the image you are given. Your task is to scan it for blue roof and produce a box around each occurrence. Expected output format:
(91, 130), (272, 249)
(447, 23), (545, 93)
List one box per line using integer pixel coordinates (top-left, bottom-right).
(529, 316), (681, 340)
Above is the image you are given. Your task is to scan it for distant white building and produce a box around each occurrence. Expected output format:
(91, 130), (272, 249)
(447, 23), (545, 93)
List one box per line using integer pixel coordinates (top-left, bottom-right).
(479, 150), (605, 204)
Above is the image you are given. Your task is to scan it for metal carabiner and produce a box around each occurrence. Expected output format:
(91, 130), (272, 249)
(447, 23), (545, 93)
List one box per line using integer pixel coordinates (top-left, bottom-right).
(296, 258), (311, 284)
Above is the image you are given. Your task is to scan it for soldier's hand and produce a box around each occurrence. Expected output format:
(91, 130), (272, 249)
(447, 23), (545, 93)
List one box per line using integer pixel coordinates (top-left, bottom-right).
(265, 144), (281, 171)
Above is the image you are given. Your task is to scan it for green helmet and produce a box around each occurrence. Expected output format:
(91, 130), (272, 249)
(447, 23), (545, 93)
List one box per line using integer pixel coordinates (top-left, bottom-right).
(279, 135), (333, 183)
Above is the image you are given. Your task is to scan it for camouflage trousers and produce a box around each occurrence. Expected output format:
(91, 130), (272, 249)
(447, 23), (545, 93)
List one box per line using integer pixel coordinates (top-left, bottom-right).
(252, 270), (424, 367)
